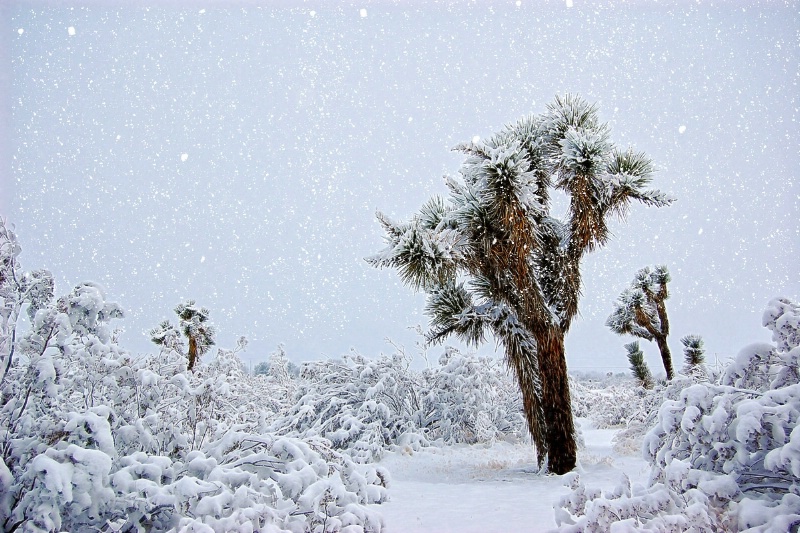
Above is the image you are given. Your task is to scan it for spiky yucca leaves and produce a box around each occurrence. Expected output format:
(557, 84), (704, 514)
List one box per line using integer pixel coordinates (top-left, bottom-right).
(625, 341), (654, 389)
(607, 265), (675, 380)
(369, 94), (672, 474)
(681, 335), (705, 367)
(681, 334), (707, 381)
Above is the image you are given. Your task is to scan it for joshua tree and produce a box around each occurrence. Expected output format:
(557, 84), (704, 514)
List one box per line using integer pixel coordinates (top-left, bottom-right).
(625, 341), (654, 389)
(151, 301), (215, 372)
(175, 301), (215, 372)
(606, 265), (674, 379)
(368, 94), (672, 474)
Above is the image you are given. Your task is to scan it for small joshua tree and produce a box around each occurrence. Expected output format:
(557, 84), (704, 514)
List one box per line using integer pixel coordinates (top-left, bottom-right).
(151, 301), (215, 372)
(681, 334), (707, 381)
(625, 341), (653, 389)
(606, 265), (674, 379)
(175, 301), (215, 372)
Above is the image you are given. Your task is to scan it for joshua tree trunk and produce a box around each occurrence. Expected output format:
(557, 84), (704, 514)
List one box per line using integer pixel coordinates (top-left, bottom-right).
(655, 334), (674, 380)
(188, 336), (198, 372)
(504, 341), (548, 468)
(536, 327), (577, 475)
(633, 304), (674, 380)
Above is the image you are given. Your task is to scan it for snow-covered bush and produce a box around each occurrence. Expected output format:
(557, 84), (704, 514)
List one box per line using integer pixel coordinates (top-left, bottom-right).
(0, 280), (387, 532)
(420, 347), (526, 445)
(555, 297), (800, 532)
(270, 346), (526, 463)
(570, 377), (657, 430)
(259, 343), (301, 413)
(270, 350), (427, 464)
(0, 218), (54, 384)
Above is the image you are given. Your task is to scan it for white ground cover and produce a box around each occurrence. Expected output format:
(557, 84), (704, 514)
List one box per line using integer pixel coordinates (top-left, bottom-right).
(372, 419), (648, 533)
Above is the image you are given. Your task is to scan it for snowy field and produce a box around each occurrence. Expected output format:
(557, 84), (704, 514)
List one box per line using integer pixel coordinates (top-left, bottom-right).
(374, 419), (648, 533)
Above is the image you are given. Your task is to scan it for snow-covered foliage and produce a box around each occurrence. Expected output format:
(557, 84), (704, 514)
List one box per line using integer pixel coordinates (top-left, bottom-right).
(270, 346), (526, 464)
(570, 376), (663, 432)
(556, 297), (800, 532)
(262, 343), (300, 410)
(420, 347), (526, 446)
(270, 351), (424, 465)
(0, 218), (54, 384)
(0, 278), (387, 531)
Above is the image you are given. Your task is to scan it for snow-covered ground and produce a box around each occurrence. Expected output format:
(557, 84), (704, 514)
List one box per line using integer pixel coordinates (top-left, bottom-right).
(373, 419), (649, 532)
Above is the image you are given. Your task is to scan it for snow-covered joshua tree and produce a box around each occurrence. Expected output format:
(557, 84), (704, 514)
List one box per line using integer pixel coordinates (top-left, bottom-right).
(175, 301), (215, 372)
(606, 265), (675, 379)
(369, 95), (673, 474)
(152, 301), (216, 372)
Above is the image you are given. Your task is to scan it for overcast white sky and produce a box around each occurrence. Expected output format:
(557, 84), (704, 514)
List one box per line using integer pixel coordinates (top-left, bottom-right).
(2, 1), (798, 373)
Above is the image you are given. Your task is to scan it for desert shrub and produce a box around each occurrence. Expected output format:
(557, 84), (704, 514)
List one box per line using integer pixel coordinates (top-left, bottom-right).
(270, 346), (528, 463)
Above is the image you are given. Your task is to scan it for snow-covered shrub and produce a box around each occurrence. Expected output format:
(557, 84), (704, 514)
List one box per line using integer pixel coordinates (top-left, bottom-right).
(419, 347), (526, 444)
(270, 350), (426, 464)
(259, 343), (301, 413)
(270, 346), (526, 463)
(0, 218), (54, 384)
(555, 297), (800, 532)
(570, 377), (656, 430)
(0, 282), (387, 532)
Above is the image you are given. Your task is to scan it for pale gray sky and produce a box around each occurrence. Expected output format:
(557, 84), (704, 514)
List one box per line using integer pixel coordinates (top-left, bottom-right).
(3, 1), (798, 373)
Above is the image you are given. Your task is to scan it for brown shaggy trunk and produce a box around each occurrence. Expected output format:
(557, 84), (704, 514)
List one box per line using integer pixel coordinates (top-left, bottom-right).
(505, 343), (547, 469)
(188, 336), (197, 372)
(537, 327), (577, 475)
(655, 335), (674, 380)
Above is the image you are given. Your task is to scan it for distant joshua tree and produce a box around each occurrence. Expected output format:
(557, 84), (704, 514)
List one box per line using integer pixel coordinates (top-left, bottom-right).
(607, 265), (674, 380)
(625, 341), (654, 389)
(151, 300), (215, 372)
(369, 95), (672, 474)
